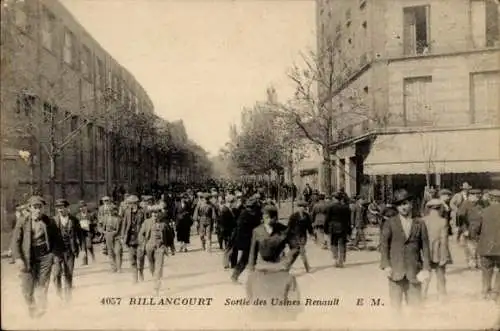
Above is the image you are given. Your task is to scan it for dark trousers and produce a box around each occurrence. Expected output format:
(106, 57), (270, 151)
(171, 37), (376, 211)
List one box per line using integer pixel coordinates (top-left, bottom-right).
(105, 234), (123, 272)
(81, 232), (95, 264)
(146, 246), (166, 291)
(330, 234), (347, 265)
(288, 244), (310, 271)
(53, 251), (75, 301)
(389, 277), (422, 310)
(481, 256), (500, 298)
(232, 248), (250, 280)
(21, 252), (53, 316)
(222, 234), (235, 268)
(423, 263), (447, 299)
(128, 245), (145, 283)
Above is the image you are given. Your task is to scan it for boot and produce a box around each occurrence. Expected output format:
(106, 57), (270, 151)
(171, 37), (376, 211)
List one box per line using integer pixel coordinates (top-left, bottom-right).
(201, 239), (206, 251)
(139, 269), (144, 282)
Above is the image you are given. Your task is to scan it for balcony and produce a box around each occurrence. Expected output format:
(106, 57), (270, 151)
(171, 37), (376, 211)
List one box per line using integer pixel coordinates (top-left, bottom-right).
(335, 119), (374, 143)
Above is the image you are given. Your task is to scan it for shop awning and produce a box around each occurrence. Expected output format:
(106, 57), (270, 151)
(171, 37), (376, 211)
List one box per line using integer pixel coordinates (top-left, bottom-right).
(364, 128), (500, 175)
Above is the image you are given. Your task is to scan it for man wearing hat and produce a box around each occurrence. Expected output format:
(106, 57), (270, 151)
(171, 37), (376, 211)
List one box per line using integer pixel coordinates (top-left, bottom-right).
(477, 189), (500, 301)
(121, 195), (147, 283)
(193, 193), (217, 252)
(450, 182), (472, 241)
(380, 189), (431, 311)
(98, 196), (114, 256)
(52, 198), (82, 303)
(326, 194), (352, 267)
(231, 196), (263, 282)
(457, 189), (484, 269)
(76, 201), (97, 265)
(311, 193), (328, 249)
(219, 195), (237, 268)
(12, 196), (62, 318)
(118, 193), (131, 218)
(138, 206), (170, 294)
(437, 189), (453, 236)
(287, 199), (314, 272)
(101, 204), (123, 272)
(422, 199), (452, 300)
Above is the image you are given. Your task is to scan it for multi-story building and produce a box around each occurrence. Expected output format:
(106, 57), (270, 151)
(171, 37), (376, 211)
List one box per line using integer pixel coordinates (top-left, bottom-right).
(0, 0), (193, 230)
(312, 0), (500, 200)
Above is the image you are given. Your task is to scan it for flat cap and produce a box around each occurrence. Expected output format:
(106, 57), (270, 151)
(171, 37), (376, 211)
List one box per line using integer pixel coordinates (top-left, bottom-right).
(126, 195), (139, 203)
(101, 196), (111, 201)
(78, 200), (87, 207)
(142, 195), (153, 202)
(235, 191), (243, 198)
(262, 204), (278, 214)
(469, 189), (482, 195)
(27, 195), (46, 206)
(197, 192), (203, 197)
(488, 189), (500, 198)
(438, 189), (452, 196)
(16, 204), (28, 211)
(425, 199), (443, 208)
(55, 199), (69, 207)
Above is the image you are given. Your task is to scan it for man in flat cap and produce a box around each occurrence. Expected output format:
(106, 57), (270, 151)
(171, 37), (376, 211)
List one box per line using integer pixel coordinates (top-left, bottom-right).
(53, 198), (82, 303)
(380, 189), (431, 312)
(326, 194), (352, 268)
(477, 189), (500, 301)
(121, 195), (146, 283)
(457, 188), (484, 269)
(311, 193), (328, 249)
(450, 182), (472, 242)
(98, 196), (114, 256)
(287, 199), (314, 272)
(219, 195), (237, 268)
(193, 193), (217, 252)
(76, 201), (97, 265)
(437, 189), (453, 236)
(101, 204), (123, 273)
(422, 199), (452, 300)
(12, 196), (63, 317)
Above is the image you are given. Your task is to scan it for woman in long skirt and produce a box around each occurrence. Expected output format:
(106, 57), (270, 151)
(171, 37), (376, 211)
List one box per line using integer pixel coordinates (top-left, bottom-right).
(174, 195), (193, 252)
(246, 204), (303, 321)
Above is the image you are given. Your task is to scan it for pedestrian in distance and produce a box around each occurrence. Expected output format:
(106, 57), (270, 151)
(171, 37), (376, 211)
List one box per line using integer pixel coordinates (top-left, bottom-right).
(121, 195), (146, 283)
(102, 205), (123, 273)
(287, 199), (314, 272)
(76, 201), (97, 265)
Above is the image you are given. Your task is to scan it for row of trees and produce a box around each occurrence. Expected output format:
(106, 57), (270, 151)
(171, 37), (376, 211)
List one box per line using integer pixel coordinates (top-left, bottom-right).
(224, 35), (379, 194)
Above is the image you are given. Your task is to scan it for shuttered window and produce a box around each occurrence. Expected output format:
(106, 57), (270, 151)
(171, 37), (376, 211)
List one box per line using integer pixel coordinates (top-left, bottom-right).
(470, 71), (500, 124)
(403, 76), (433, 126)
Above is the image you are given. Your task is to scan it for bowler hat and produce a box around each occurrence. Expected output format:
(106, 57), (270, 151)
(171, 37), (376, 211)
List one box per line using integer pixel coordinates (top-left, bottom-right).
(438, 189), (452, 196)
(392, 189), (413, 205)
(27, 195), (46, 206)
(55, 199), (69, 207)
(127, 195), (139, 203)
(461, 182), (472, 190)
(488, 189), (500, 199)
(425, 199), (443, 209)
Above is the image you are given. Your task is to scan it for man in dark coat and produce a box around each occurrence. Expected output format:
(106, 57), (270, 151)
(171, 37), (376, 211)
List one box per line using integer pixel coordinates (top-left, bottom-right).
(327, 194), (352, 267)
(457, 189), (484, 269)
(75, 201), (97, 265)
(380, 189), (431, 311)
(231, 196), (262, 282)
(174, 194), (193, 253)
(12, 196), (63, 318)
(53, 198), (82, 303)
(311, 194), (328, 249)
(287, 200), (314, 272)
(220, 195), (237, 268)
(121, 195), (146, 283)
(477, 189), (500, 301)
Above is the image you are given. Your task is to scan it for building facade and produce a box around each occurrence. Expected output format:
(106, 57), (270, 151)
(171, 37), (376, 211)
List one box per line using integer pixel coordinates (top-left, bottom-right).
(0, 0), (194, 230)
(314, 0), (500, 200)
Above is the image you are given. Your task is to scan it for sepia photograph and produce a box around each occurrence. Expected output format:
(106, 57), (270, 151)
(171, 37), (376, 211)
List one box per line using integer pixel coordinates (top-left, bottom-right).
(1, 0), (499, 330)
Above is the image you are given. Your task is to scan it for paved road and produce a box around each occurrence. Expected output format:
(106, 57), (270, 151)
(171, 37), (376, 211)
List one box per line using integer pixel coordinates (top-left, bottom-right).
(2, 204), (498, 330)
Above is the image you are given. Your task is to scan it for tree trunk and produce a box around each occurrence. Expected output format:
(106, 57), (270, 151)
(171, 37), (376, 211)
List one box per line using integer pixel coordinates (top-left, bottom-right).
(321, 152), (332, 195)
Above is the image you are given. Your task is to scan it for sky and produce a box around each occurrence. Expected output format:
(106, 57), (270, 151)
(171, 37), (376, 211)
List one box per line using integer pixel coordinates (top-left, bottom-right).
(60, 0), (316, 156)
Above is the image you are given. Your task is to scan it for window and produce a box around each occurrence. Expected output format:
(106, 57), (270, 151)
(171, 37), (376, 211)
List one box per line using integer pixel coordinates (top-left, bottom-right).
(41, 7), (55, 51)
(403, 6), (430, 55)
(14, 0), (28, 31)
(16, 92), (36, 116)
(70, 115), (79, 131)
(470, 71), (500, 124)
(81, 45), (91, 79)
(96, 59), (104, 90)
(471, 0), (500, 48)
(403, 76), (433, 126)
(63, 29), (75, 65)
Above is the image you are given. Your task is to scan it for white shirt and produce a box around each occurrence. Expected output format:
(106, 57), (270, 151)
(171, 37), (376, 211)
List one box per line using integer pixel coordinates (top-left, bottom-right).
(60, 215), (69, 227)
(399, 215), (413, 238)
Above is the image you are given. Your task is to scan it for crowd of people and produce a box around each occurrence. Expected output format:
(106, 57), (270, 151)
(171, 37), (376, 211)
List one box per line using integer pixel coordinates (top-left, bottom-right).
(7, 179), (500, 327)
